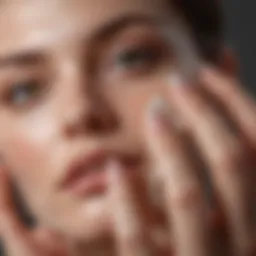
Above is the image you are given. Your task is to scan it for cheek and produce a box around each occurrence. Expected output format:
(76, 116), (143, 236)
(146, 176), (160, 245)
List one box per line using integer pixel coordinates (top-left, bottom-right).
(0, 111), (59, 188)
(107, 76), (169, 136)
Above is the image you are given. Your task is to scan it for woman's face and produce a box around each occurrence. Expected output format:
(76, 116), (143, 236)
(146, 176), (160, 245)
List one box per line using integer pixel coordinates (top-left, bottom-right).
(0, 0), (191, 240)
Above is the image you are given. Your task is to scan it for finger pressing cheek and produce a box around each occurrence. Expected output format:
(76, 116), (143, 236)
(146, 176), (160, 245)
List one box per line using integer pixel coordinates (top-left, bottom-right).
(107, 160), (157, 256)
(145, 98), (209, 256)
(200, 67), (256, 146)
(169, 75), (254, 254)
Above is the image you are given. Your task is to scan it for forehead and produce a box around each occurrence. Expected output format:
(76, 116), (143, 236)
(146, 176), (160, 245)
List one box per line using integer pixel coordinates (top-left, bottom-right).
(0, 0), (172, 55)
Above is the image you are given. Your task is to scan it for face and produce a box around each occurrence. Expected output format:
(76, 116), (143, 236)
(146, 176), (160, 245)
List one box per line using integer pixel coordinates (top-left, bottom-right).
(0, 0), (195, 241)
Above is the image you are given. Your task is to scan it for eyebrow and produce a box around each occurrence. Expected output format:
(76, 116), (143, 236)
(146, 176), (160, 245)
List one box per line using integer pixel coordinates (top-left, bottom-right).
(92, 14), (162, 42)
(0, 14), (162, 69)
(0, 50), (45, 69)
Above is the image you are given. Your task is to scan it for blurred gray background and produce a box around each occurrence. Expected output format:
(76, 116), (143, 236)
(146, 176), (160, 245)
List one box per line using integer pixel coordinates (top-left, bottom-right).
(223, 0), (256, 94)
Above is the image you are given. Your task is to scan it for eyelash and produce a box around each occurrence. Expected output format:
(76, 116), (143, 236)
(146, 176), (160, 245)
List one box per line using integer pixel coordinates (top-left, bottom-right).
(1, 40), (167, 108)
(113, 43), (166, 73)
(3, 79), (44, 108)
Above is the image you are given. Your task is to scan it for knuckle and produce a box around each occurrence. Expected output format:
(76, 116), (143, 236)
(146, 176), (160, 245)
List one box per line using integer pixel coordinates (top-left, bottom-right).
(119, 224), (145, 246)
(190, 95), (206, 114)
(213, 139), (244, 171)
(170, 181), (203, 210)
(120, 232), (147, 252)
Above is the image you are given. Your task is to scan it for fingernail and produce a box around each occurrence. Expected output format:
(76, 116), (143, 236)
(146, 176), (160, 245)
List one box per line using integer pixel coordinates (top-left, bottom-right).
(107, 158), (123, 184)
(148, 96), (169, 121)
(169, 72), (198, 93)
(149, 96), (168, 115)
(169, 73), (184, 87)
(147, 96), (170, 133)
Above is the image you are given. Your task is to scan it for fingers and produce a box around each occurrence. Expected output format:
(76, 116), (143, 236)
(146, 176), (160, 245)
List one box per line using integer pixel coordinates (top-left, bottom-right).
(0, 168), (67, 256)
(0, 167), (28, 241)
(0, 167), (38, 255)
(145, 99), (209, 256)
(107, 160), (158, 256)
(201, 67), (256, 146)
(169, 74), (254, 254)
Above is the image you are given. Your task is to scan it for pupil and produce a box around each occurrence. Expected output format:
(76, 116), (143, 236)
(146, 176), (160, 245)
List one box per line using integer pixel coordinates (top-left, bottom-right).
(119, 48), (154, 66)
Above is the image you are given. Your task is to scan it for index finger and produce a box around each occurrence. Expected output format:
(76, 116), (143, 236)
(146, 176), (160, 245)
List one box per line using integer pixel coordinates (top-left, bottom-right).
(201, 67), (256, 145)
(107, 160), (157, 256)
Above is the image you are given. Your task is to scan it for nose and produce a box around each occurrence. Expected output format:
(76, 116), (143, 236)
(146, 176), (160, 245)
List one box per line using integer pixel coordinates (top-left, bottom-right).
(60, 87), (119, 137)
(56, 58), (118, 137)
(62, 94), (118, 137)
(56, 59), (119, 137)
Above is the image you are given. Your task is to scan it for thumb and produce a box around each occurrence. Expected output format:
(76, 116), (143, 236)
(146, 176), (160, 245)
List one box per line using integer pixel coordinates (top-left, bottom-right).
(0, 166), (15, 214)
(0, 167), (34, 255)
(0, 167), (25, 234)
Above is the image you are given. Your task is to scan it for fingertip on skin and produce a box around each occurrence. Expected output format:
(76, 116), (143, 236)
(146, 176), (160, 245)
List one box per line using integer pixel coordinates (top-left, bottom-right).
(147, 96), (168, 118)
(107, 158), (118, 177)
(169, 72), (184, 88)
(146, 96), (180, 136)
(168, 72), (195, 101)
(106, 158), (126, 191)
(146, 96), (168, 134)
(107, 158), (141, 195)
(147, 95), (187, 138)
(199, 64), (221, 82)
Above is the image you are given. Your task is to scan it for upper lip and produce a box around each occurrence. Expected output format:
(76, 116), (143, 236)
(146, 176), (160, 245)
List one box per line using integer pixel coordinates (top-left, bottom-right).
(59, 149), (140, 189)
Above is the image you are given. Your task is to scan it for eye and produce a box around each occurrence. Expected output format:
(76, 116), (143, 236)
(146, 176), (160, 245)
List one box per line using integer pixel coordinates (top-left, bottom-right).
(5, 80), (43, 107)
(115, 45), (163, 71)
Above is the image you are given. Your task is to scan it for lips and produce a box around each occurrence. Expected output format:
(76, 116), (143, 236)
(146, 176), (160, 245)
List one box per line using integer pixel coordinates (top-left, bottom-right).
(60, 149), (141, 197)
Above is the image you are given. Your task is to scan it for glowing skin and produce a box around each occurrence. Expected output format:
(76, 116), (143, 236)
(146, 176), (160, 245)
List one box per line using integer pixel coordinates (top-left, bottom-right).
(0, 0), (199, 243)
(1, 1), (256, 256)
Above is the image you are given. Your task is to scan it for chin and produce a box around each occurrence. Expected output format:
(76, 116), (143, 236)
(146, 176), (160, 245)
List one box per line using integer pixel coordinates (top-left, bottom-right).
(49, 196), (113, 242)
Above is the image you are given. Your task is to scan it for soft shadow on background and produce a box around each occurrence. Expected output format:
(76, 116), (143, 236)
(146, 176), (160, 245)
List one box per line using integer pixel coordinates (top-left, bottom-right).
(0, 1), (255, 255)
(223, 0), (256, 94)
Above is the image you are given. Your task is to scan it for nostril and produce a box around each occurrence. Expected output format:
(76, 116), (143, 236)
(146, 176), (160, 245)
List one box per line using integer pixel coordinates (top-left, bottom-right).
(63, 102), (119, 136)
(86, 112), (119, 134)
(87, 115), (105, 131)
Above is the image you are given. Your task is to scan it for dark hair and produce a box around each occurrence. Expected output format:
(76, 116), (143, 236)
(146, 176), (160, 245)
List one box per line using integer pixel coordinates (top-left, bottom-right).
(173, 0), (224, 62)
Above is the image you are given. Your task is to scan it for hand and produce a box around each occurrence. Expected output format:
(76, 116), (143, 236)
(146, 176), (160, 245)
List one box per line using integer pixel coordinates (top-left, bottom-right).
(107, 67), (256, 256)
(0, 169), (69, 256)
(1, 67), (255, 256)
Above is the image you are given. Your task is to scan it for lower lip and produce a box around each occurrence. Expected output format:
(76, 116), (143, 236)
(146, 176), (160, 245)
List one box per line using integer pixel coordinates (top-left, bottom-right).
(65, 171), (108, 197)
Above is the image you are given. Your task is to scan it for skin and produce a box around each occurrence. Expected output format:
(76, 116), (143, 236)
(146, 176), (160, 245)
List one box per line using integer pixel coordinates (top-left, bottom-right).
(0, 0), (172, 240)
(0, 0), (255, 255)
